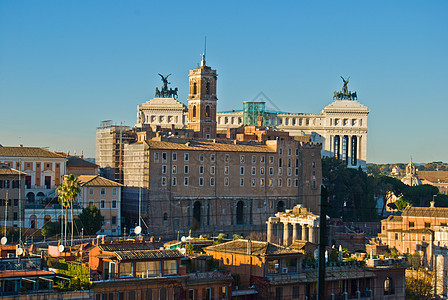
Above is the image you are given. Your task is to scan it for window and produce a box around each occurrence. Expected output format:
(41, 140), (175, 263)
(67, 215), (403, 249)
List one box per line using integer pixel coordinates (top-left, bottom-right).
(112, 216), (117, 225)
(162, 152), (167, 161)
(14, 199), (18, 206)
(119, 262), (133, 278)
(164, 260), (177, 274)
(161, 177), (167, 186)
(240, 167), (245, 175)
(293, 286), (300, 299)
(295, 179), (299, 187)
(409, 222), (415, 228)
(252, 155), (256, 163)
(287, 178), (291, 187)
(278, 179), (282, 187)
(261, 156), (265, 163)
(210, 166), (215, 175)
(154, 152), (159, 162)
(278, 158), (283, 167)
(224, 177), (229, 186)
(89, 187), (94, 195)
(224, 166), (229, 175)
(184, 177), (189, 186)
(199, 166), (204, 174)
(172, 177), (177, 186)
(269, 179), (273, 186)
(260, 167), (265, 175)
(112, 200), (117, 208)
(260, 178), (265, 187)
(172, 152), (177, 161)
(240, 155), (245, 163)
(278, 168), (283, 175)
(425, 222), (431, 228)
(184, 165), (189, 174)
(240, 178), (244, 186)
(100, 200), (105, 208)
(205, 288), (212, 300)
(188, 289), (195, 300)
(251, 167), (256, 175)
(269, 156), (274, 164)
(184, 153), (189, 161)
(172, 165), (177, 174)
(384, 277), (394, 295)
(210, 154), (215, 162)
(210, 177), (215, 186)
(199, 177), (204, 186)
(287, 168), (292, 176)
(268, 260), (279, 274)
(279, 148), (283, 155)
(295, 168), (299, 175)
(225, 154), (230, 162)
(112, 188), (117, 195)
(296, 148), (299, 155)
(100, 188), (106, 195)
(269, 167), (274, 175)
(162, 165), (167, 174)
(199, 154), (204, 162)
(288, 148), (292, 156)
(251, 178), (256, 187)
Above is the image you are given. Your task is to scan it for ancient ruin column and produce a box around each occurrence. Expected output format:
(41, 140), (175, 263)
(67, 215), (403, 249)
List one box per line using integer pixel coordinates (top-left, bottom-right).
(302, 224), (308, 241)
(309, 225), (314, 244)
(292, 223), (298, 243)
(283, 222), (290, 246)
(267, 220), (274, 243)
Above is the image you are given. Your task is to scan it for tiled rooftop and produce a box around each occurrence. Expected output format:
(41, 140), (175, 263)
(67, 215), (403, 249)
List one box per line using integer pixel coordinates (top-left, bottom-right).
(0, 146), (65, 158)
(205, 239), (301, 256)
(402, 206), (448, 218)
(145, 140), (275, 153)
(78, 175), (123, 187)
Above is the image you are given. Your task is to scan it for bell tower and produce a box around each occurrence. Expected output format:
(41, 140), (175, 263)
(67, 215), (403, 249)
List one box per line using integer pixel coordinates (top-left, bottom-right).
(187, 54), (217, 139)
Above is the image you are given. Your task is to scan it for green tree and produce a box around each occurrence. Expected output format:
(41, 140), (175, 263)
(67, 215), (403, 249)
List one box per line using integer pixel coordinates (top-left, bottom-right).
(58, 174), (81, 246)
(41, 221), (60, 238)
(406, 274), (433, 300)
(76, 204), (103, 236)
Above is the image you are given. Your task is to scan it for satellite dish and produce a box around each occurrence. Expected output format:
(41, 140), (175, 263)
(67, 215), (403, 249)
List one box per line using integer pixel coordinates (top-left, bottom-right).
(1, 237), (7, 245)
(58, 245), (65, 253)
(135, 226), (142, 235)
(179, 248), (186, 255)
(181, 236), (186, 242)
(16, 247), (23, 256)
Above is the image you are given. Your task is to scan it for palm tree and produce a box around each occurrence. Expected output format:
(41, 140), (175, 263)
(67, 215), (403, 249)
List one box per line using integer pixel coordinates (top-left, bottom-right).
(58, 174), (81, 246)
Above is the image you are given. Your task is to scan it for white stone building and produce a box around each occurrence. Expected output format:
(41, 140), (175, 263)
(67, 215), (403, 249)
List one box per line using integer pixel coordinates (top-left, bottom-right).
(135, 98), (369, 170)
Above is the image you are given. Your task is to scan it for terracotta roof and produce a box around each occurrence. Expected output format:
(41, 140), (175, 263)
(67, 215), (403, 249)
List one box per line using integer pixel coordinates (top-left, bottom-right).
(205, 239), (301, 256)
(98, 242), (152, 252)
(77, 175), (122, 187)
(418, 171), (448, 183)
(0, 146), (65, 158)
(0, 166), (26, 176)
(114, 249), (183, 261)
(402, 206), (448, 218)
(0, 270), (54, 278)
(67, 156), (98, 168)
(145, 140), (274, 153)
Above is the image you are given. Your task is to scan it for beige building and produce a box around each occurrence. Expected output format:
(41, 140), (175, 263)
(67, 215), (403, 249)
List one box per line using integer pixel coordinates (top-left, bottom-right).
(77, 175), (122, 236)
(121, 135), (322, 238)
(0, 163), (26, 228)
(0, 146), (67, 205)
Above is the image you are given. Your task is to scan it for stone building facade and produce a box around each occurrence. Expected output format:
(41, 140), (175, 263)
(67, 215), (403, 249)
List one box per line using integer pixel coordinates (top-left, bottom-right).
(121, 135), (322, 239)
(0, 164), (26, 228)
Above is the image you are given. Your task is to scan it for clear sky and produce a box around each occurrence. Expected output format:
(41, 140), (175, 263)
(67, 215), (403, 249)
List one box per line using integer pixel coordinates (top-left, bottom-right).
(1, 1), (447, 164)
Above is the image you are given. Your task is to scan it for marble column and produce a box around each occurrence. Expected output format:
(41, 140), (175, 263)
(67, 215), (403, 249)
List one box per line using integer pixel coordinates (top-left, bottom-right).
(292, 223), (298, 243)
(309, 226), (314, 244)
(267, 221), (274, 243)
(283, 222), (290, 246)
(302, 224), (307, 242)
(277, 223), (283, 245)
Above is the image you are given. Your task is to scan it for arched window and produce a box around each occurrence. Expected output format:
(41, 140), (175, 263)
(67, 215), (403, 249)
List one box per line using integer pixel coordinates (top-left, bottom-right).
(30, 215), (37, 229)
(277, 201), (285, 213)
(163, 213), (168, 221)
(36, 192), (45, 202)
(26, 192), (35, 203)
(236, 201), (244, 225)
(351, 136), (358, 166)
(192, 106), (197, 119)
(384, 277), (394, 295)
(44, 215), (51, 225)
(193, 82), (197, 95)
(206, 82), (210, 95)
(205, 106), (211, 118)
(193, 201), (201, 229)
(334, 135), (340, 159)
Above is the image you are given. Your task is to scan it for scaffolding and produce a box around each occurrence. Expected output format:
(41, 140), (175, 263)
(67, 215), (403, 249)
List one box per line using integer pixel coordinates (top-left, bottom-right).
(243, 101), (265, 126)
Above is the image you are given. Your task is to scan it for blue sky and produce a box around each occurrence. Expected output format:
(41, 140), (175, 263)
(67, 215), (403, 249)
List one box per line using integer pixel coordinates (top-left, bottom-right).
(0, 1), (447, 163)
